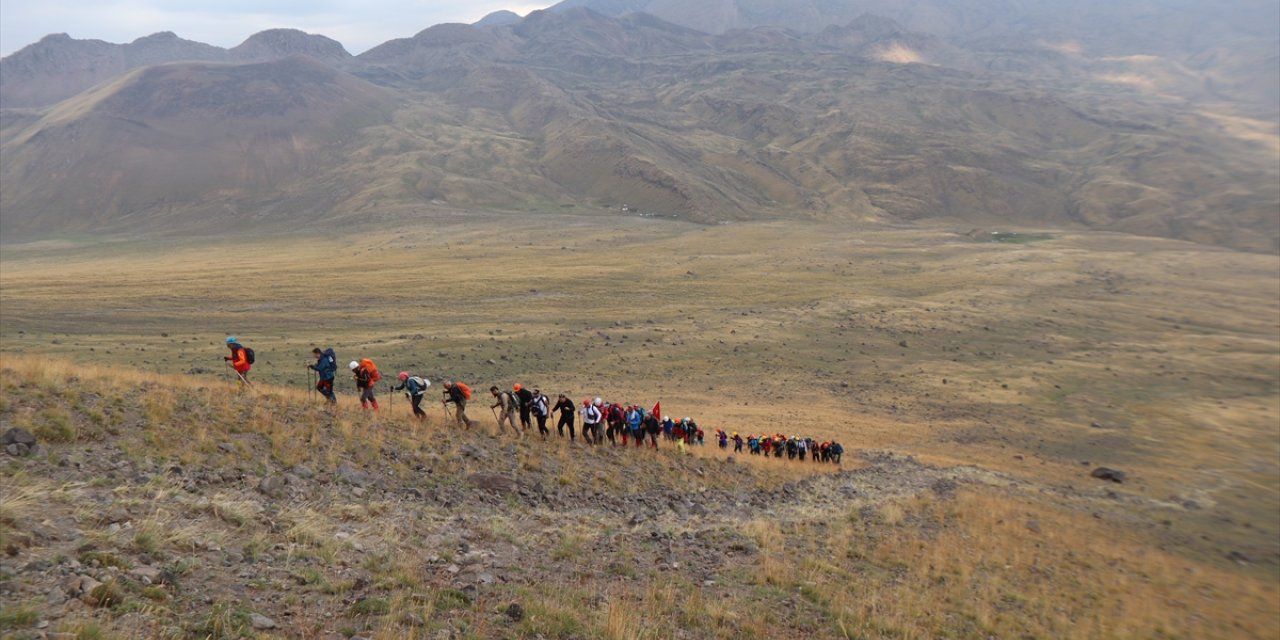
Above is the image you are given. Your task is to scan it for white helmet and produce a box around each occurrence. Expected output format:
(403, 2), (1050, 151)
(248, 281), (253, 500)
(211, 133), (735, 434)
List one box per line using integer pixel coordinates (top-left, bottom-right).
(683, 417), (690, 422)
(593, 397), (603, 406)
(349, 361), (359, 370)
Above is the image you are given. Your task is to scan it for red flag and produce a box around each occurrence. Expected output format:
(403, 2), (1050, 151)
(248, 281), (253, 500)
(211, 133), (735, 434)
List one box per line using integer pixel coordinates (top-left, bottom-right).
(652, 402), (661, 420)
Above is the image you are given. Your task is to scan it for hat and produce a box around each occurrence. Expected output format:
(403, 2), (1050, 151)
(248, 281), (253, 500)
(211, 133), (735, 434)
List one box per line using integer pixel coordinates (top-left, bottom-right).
(225, 336), (237, 344)
(349, 361), (359, 370)
(398, 372), (409, 381)
(513, 383), (522, 391)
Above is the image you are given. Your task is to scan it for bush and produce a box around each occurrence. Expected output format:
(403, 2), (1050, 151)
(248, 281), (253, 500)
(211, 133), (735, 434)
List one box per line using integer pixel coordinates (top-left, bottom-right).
(34, 408), (76, 442)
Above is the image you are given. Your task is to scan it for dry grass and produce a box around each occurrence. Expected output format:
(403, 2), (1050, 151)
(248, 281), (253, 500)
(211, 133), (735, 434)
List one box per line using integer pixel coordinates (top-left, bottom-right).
(744, 489), (1280, 640)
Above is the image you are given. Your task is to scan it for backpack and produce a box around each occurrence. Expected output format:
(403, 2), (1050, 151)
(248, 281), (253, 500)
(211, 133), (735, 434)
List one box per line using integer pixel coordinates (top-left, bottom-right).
(408, 376), (429, 394)
(456, 382), (472, 400)
(508, 391), (522, 409)
(360, 358), (380, 384)
(243, 347), (255, 365)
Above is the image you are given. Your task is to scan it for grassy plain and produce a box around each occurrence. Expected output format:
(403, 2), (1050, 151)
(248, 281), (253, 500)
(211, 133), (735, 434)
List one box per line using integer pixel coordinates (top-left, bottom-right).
(1, 213), (1278, 637)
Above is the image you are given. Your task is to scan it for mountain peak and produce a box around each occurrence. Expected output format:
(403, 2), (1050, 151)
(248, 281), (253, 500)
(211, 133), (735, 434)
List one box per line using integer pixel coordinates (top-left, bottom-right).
(231, 28), (350, 62)
(475, 10), (522, 27)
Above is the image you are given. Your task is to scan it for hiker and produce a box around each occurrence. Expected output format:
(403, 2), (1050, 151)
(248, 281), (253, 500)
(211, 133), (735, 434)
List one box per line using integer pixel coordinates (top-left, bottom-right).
(552, 393), (577, 441)
(606, 402), (625, 446)
(442, 381), (477, 429)
(224, 336), (252, 384)
(732, 432), (744, 453)
(830, 441), (844, 464)
(350, 359), (380, 411)
(748, 435), (761, 455)
(490, 386), (520, 436)
(716, 429), (728, 449)
(644, 410), (661, 448)
(662, 416), (675, 441)
(797, 437), (807, 461)
(808, 438), (820, 464)
(514, 384), (534, 432)
(392, 372), (431, 420)
(630, 408), (646, 448)
(308, 347), (337, 403)
(531, 388), (550, 439)
(581, 399), (603, 445)
(623, 404), (642, 446)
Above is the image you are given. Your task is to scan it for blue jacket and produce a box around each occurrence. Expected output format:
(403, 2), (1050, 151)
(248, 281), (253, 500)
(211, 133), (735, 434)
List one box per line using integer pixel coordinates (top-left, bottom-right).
(313, 349), (337, 381)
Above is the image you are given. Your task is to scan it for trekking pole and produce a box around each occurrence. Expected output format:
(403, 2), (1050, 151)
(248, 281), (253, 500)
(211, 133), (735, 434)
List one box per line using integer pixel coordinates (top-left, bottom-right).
(388, 385), (395, 416)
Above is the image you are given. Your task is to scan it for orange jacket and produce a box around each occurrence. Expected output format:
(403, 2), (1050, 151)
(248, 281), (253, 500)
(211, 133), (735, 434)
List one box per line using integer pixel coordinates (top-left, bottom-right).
(230, 347), (250, 374)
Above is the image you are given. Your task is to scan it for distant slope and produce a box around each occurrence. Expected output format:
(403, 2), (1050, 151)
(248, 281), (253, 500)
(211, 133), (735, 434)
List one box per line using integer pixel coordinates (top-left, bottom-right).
(0, 56), (395, 234)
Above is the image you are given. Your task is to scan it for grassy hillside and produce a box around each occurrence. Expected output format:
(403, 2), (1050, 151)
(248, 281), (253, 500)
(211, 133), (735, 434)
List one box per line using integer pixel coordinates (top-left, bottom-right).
(1, 355), (1276, 639)
(1, 217), (1277, 637)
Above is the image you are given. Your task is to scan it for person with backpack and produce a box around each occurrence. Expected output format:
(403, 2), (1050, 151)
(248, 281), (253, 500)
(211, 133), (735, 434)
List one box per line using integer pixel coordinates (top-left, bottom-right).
(581, 399), (603, 445)
(644, 411), (661, 448)
(224, 336), (253, 384)
(308, 347), (337, 403)
(350, 359), (380, 411)
(830, 441), (844, 464)
(623, 405), (643, 447)
(530, 388), (550, 439)
(630, 408), (646, 448)
(552, 393), (576, 441)
(490, 386), (520, 436)
(604, 402), (624, 446)
(392, 372), (431, 420)
(732, 432), (744, 454)
(514, 383), (534, 432)
(442, 381), (476, 429)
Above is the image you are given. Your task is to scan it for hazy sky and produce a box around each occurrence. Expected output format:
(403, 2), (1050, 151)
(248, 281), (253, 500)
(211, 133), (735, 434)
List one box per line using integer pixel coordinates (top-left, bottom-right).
(0, 1), (554, 57)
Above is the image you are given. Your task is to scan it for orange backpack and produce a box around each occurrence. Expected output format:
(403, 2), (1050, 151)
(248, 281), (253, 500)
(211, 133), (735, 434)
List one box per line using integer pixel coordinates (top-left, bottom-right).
(361, 358), (381, 384)
(455, 381), (472, 400)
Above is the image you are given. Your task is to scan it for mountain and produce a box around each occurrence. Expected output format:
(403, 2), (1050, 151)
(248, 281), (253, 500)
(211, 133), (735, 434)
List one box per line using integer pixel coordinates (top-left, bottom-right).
(1, 6), (1277, 251)
(551, 0), (1280, 116)
(0, 29), (352, 109)
(0, 32), (226, 108)
(0, 56), (396, 234)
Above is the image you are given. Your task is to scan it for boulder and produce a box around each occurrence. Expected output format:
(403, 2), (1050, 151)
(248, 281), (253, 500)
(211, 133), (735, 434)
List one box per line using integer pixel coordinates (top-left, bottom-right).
(1091, 467), (1126, 483)
(2, 428), (36, 446)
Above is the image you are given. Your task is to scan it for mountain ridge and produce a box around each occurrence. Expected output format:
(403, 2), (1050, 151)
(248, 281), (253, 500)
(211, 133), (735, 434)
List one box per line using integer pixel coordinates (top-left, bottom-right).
(1, 4), (1276, 251)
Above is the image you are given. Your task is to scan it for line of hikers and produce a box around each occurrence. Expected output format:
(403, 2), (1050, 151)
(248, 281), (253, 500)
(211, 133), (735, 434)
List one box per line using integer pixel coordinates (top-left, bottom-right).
(225, 338), (842, 463)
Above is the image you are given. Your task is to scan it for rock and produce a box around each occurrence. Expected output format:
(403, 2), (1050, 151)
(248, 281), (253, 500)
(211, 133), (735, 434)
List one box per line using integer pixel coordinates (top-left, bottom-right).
(468, 473), (518, 494)
(505, 603), (524, 621)
(1090, 467), (1126, 483)
(1227, 551), (1250, 565)
(1090, 421), (1104, 428)
(6, 442), (31, 457)
(337, 463), (376, 487)
(63, 574), (102, 600)
(250, 613), (276, 630)
(130, 566), (161, 584)
(2, 427), (36, 446)
(1026, 519), (1042, 534)
(628, 513), (647, 526)
(217, 443), (235, 453)
(292, 464), (315, 479)
(477, 572), (495, 585)
(258, 475), (287, 498)
(402, 612), (426, 627)
(898, 340), (909, 348)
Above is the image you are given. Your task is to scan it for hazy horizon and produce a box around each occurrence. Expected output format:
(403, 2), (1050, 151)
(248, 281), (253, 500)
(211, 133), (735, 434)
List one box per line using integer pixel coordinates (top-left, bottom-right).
(0, 0), (554, 57)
